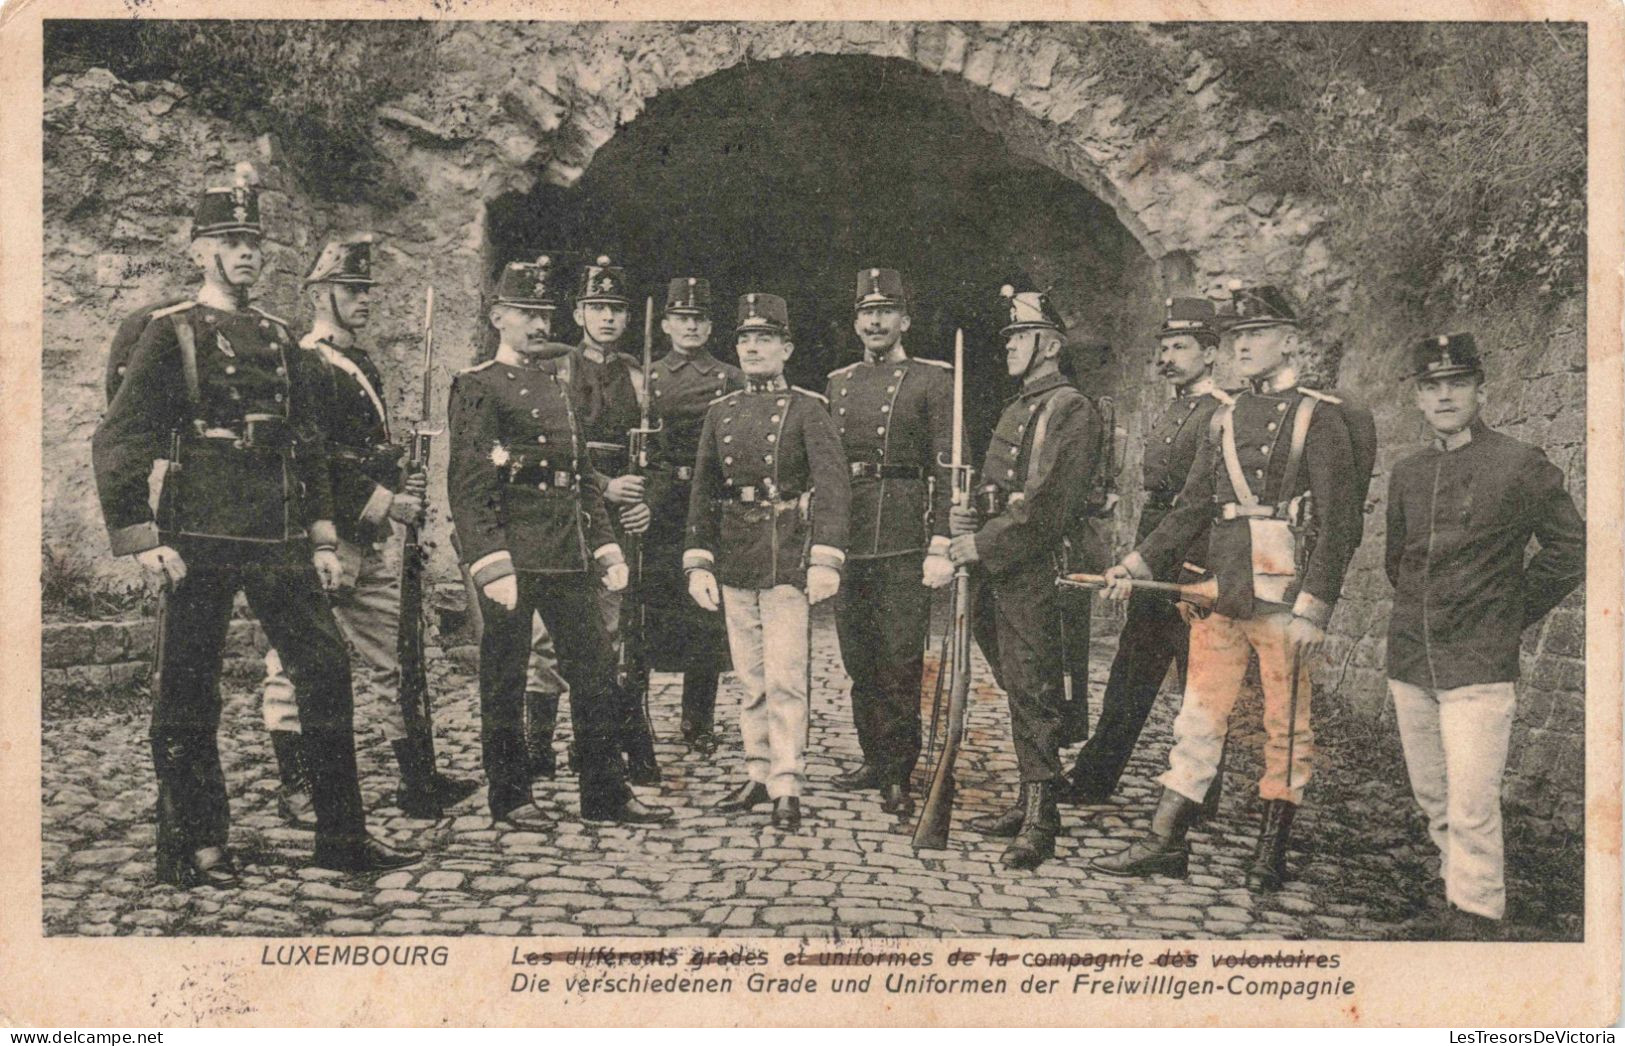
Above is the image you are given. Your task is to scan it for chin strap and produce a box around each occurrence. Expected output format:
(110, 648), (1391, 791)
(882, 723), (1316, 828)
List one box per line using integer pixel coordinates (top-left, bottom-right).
(213, 255), (250, 310)
(1019, 332), (1045, 383)
(326, 286), (357, 335)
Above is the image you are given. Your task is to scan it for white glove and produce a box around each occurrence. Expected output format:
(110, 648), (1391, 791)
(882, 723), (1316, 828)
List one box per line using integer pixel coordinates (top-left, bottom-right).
(387, 492), (425, 525)
(688, 569), (720, 611)
(136, 545), (187, 587)
(948, 505), (980, 537)
(312, 548), (343, 592)
(619, 502), (652, 534)
(603, 562), (630, 592)
(483, 574), (519, 611)
(806, 564), (841, 605)
(605, 475), (647, 505)
(921, 553), (955, 589)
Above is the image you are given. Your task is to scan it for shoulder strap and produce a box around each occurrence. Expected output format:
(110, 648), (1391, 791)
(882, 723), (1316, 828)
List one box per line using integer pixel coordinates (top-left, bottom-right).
(1025, 387), (1082, 487)
(170, 312), (202, 409)
(1278, 395), (1319, 507)
(1217, 404), (1256, 505)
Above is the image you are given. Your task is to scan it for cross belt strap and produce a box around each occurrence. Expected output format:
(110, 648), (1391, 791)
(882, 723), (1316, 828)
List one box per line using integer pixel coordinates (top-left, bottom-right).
(1277, 396), (1319, 508)
(1217, 405), (1256, 506)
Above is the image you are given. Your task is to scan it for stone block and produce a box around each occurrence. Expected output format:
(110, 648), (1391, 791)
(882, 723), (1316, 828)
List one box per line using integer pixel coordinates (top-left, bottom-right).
(42, 623), (96, 668)
(1539, 608), (1584, 659)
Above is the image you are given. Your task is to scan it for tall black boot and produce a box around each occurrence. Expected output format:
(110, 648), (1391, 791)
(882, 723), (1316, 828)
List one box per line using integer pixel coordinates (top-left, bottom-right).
(525, 690), (560, 781)
(1001, 780), (1060, 871)
(1092, 787), (1200, 878)
(269, 730), (317, 829)
(1245, 799), (1297, 892)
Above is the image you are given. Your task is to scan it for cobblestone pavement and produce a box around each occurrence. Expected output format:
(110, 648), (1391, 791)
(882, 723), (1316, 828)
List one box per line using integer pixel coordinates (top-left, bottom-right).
(43, 608), (1481, 940)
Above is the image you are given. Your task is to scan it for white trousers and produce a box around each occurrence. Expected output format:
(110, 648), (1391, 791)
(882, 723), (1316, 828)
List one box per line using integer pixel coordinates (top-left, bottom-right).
(722, 584), (809, 799)
(1389, 677), (1517, 920)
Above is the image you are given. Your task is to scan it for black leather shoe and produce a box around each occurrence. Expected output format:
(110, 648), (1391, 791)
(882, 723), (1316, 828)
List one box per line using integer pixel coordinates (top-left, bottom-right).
(1000, 781), (1060, 871)
(492, 802), (554, 831)
(968, 804), (1024, 838)
(713, 781), (770, 813)
(832, 763), (880, 791)
(312, 835), (422, 874)
(1092, 788), (1200, 879)
(585, 796), (675, 825)
(772, 796), (802, 831)
(880, 783), (915, 818)
(157, 845), (241, 889)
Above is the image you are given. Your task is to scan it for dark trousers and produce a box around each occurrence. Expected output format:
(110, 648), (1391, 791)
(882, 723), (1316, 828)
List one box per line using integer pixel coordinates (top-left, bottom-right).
(642, 550), (729, 734)
(152, 550), (365, 859)
(1068, 590), (1190, 797)
(972, 562), (1067, 783)
(834, 554), (929, 785)
(479, 572), (628, 816)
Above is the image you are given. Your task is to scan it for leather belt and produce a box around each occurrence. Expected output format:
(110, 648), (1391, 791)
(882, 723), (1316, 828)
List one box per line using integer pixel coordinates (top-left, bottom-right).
(330, 443), (398, 464)
(506, 462), (581, 489)
(1217, 502), (1279, 520)
(977, 487), (1024, 517)
(849, 462), (925, 480)
(674, 465), (694, 481)
(718, 485), (802, 505)
(192, 414), (293, 451)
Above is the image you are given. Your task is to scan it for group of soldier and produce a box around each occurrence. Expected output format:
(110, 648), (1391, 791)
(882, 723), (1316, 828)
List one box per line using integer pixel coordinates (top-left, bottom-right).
(90, 164), (1584, 941)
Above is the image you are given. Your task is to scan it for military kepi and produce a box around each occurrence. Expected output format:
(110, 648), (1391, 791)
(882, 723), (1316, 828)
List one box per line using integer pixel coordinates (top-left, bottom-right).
(736, 292), (790, 334)
(193, 162), (262, 239)
(1410, 332), (1483, 381)
(854, 268), (906, 310)
(305, 234), (377, 286)
(1159, 296), (1218, 340)
(665, 277), (712, 315)
(579, 255), (630, 305)
(999, 284), (1066, 335)
(1219, 282), (1298, 331)
(495, 254), (565, 311)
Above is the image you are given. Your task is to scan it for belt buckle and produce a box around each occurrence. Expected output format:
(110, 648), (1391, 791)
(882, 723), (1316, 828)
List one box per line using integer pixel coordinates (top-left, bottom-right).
(554, 469), (572, 489)
(676, 466), (694, 481)
(739, 486), (757, 503)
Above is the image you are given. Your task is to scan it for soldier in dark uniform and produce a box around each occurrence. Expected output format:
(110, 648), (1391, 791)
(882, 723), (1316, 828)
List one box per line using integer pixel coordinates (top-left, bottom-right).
(1095, 285), (1366, 890)
(684, 293), (851, 831)
(1385, 334), (1583, 939)
(643, 277), (745, 754)
(537, 254), (660, 785)
(946, 285), (1104, 870)
(447, 258), (672, 827)
(260, 235), (478, 823)
(107, 297), (189, 404)
(825, 268), (955, 817)
(92, 167), (418, 885)
(1064, 297), (1231, 805)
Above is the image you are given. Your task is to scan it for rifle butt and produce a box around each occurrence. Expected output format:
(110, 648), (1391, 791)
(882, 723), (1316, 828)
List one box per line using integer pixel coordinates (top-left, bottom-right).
(911, 773), (955, 850)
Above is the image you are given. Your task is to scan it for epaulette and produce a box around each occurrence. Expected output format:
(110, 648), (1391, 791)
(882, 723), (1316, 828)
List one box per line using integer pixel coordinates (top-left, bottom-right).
(616, 351), (642, 370)
(1211, 387), (1236, 406)
(708, 388), (744, 406)
(1299, 387), (1342, 405)
(298, 331), (324, 351)
(249, 306), (290, 329)
(827, 361), (861, 380)
(912, 357), (953, 370)
(458, 359), (498, 375)
(149, 301), (196, 321)
(792, 386), (829, 404)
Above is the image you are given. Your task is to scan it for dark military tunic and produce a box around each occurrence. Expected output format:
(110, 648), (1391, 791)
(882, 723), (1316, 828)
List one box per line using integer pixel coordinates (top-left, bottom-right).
(824, 350), (954, 787)
(445, 352), (629, 818)
(968, 371), (1102, 783)
(825, 353), (954, 557)
(94, 301), (334, 556)
(1138, 377), (1363, 624)
(1068, 382), (1230, 799)
(91, 296), (364, 861)
(642, 346), (745, 699)
(547, 341), (643, 477)
(106, 296), (188, 404)
(305, 334), (399, 548)
(446, 358), (618, 585)
(1385, 420), (1584, 689)
(685, 379), (851, 590)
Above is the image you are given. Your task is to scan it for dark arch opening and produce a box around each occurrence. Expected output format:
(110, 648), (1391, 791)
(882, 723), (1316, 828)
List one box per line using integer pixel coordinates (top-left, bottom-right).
(485, 54), (1160, 453)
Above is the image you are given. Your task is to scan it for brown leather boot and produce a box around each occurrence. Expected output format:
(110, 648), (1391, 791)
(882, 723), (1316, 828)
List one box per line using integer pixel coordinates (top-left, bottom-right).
(1091, 787), (1200, 878)
(1244, 799), (1296, 892)
(1000, 781), (1060, 871)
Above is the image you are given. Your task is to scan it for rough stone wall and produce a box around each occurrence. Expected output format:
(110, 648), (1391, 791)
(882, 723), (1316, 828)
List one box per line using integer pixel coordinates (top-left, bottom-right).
(40, 23), (1588, 841)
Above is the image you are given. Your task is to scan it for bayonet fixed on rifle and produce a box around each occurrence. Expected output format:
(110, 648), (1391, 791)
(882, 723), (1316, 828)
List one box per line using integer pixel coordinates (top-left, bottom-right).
(913, 329), (974, 851)
(1055, 572), (1218, 609)
(396, 286), (443, 802)
(615, 297), (662, 715)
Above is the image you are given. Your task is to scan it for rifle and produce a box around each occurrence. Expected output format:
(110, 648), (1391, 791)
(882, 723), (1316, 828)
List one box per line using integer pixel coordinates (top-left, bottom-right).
(912, 330), (974, 851)
(615, 298), (662, 718)
(1054, 572), (1218, 609)
(396, 287), (442, 785)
